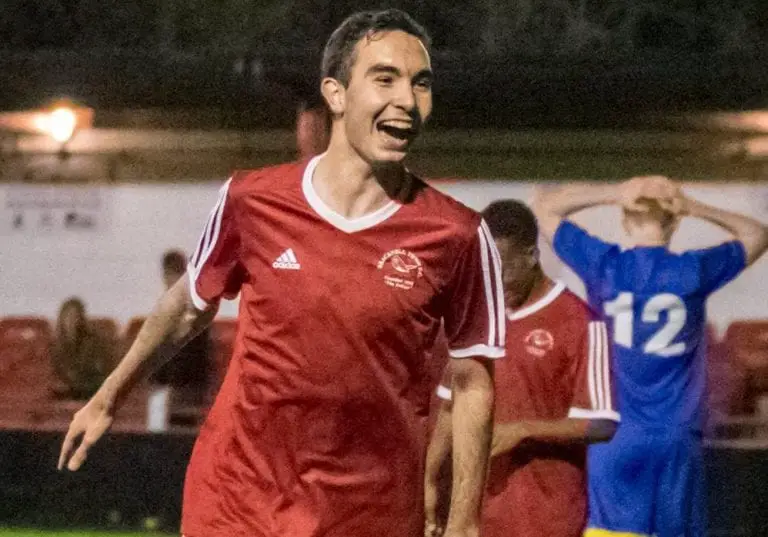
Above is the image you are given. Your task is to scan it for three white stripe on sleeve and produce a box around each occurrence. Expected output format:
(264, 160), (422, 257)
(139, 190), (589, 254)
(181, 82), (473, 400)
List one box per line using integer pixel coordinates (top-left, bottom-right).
(448, 221), (506, 359)
(588, 321), (613, 412)
(186, 178), (232, 310)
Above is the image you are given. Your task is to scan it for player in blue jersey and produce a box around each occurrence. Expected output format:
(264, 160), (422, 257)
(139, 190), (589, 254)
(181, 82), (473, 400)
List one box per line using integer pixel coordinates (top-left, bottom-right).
(532, 176), (768, 537)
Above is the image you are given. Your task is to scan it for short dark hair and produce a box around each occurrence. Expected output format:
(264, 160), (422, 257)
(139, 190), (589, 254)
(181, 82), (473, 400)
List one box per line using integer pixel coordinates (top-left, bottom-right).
(482, 199), (539, 247)
(162, 249), (187, 274)
(321, 9), (431, 86)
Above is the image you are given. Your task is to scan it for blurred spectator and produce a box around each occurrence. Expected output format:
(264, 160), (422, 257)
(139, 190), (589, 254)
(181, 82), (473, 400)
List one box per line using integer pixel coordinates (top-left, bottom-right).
(51, 297), (113, 401)
(149, 250), (213, 426)
(296, 98), (330, 159)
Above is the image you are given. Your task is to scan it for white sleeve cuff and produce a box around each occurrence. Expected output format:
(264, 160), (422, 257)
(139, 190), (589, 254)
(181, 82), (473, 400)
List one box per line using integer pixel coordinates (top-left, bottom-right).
(187, 264), (210, 311)
(436, 385), (452, 401)
(449, 344), (505, 359)
(568, 407), (621, 422)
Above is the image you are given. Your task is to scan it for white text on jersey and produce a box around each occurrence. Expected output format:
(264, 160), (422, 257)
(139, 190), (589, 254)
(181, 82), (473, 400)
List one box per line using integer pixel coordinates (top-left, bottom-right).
(272, 248), (301, 270)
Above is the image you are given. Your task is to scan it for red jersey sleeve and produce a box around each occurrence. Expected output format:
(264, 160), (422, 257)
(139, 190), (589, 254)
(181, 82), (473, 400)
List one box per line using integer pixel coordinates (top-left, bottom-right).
(443, 219), (505, 360)
(187, 178), (244, 310)
(567, 318), (620, 421)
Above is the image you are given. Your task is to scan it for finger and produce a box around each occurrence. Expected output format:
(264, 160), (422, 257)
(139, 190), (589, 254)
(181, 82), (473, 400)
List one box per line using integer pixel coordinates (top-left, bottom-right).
(624, 200), (648, 212)
(670, 196), (684, 214)
(58, 424), (81, 471)
(425, 523), (443, 537)
(667, 197), (684, 216)
(67, 435), (94, 471)
(657, 197), (677, 212)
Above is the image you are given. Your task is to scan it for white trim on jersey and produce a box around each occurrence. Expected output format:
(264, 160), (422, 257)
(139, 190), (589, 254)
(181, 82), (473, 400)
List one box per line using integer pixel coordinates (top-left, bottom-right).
(506, 281), (566, 321)
(187, 268), (209, 311)
(480, 220), (506, 344)
(187, 178), (232, 310)
(449, 344), (505, 359)
(588, 321), (613, 414)
(476, 221), (506, 349)
(436, 384), (453, 401)
(302, 155), (402, 233)
(567, 407), (621, 422)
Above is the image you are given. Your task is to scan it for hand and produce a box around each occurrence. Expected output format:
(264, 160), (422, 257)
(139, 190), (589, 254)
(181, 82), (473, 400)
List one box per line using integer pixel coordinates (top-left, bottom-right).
(619, 176), (680, 213)
(424, 478), (445, 537)
(57, 389), (116, 471)
(490, 422), (529, 458)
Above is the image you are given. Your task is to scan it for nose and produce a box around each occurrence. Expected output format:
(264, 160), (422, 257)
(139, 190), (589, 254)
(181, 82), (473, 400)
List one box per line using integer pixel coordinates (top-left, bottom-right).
(393, 81), (417, 114)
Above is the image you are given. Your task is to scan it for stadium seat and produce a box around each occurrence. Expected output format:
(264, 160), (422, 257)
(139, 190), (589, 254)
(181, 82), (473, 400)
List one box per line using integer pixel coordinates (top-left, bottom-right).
(0, 317), (53, 391)
(90, 317), (119, 344)
(0, 317), (55, 428)
(723, 321), (768, 369)
(705, 323), (718, 344)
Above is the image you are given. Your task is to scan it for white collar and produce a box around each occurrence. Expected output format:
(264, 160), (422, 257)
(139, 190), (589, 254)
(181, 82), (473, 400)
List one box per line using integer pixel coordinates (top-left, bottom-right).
(506, 281), (566, 321)
(301, 154), (402, 234)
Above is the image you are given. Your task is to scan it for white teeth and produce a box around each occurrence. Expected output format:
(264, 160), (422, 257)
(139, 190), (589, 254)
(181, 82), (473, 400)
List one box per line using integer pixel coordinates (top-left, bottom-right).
(379, 122), (413, 130)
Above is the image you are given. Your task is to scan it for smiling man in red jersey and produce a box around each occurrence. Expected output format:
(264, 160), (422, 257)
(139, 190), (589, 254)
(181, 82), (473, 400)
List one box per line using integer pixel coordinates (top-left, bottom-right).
(58, 9), (507, 537)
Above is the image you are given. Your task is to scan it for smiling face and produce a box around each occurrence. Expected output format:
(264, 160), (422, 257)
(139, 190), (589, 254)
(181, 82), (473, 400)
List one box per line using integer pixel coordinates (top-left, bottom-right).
(322, 29), (433, 166)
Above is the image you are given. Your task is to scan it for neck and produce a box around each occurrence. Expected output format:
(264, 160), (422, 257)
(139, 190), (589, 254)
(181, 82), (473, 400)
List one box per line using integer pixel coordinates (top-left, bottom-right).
(623, 234), (668, 248)
(622, 221), (670, 248)
(312, 131), (409, 219)
(511, 269), (554, 312)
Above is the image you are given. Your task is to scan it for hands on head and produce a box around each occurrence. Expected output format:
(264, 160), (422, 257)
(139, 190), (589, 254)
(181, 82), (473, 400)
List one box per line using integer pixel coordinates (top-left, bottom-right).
(619, 175), (686, 215)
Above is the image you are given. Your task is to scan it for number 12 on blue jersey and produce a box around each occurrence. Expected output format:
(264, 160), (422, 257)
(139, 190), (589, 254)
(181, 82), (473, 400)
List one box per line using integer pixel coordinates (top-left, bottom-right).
(603, 293), (687, 357)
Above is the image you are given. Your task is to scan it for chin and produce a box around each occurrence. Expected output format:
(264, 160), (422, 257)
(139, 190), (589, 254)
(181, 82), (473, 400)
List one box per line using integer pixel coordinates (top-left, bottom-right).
(370, 150), (409, 168)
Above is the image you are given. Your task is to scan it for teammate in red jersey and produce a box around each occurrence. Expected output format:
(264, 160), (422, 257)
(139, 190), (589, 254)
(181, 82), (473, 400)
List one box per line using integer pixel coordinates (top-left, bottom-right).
(425, 200), (619, 537)
(58, 9), (506, 537)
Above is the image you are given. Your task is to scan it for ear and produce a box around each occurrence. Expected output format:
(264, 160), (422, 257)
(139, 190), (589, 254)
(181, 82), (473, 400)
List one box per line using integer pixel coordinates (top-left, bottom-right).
(321, 77), (345, 116)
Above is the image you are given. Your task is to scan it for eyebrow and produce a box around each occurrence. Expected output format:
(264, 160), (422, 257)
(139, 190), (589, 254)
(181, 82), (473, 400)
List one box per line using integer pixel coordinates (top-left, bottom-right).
(365, 63), (434, 82)
(365, 64), (401, 77)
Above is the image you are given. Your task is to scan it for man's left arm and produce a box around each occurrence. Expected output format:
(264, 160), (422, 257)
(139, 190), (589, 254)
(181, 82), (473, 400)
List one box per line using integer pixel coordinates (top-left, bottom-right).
(440, 220), (506, 537)
(491, 418), (616, 457)
(445, 357), (494, 537)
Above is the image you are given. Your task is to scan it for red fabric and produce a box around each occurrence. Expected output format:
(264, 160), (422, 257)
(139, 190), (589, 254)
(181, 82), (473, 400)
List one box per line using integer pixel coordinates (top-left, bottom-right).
(437, 285), (616, 537)
(182, 159), (504, 537)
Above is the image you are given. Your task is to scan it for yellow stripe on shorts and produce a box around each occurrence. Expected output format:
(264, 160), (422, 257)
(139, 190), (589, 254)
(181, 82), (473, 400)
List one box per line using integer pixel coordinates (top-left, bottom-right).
(584, 528), (650, 537)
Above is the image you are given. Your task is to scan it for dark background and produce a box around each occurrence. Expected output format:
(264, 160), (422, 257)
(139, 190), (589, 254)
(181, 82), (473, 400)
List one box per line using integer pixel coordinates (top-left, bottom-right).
(1, 0), (767, 129)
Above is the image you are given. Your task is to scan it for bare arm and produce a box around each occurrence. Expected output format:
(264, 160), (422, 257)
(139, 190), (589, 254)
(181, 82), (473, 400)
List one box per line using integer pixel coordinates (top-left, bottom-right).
(532, 184), (622, 242)
(424, 397), (453, 537)
(532, 176), (682, 243)
(58, 274), (216, 470)
(684, 198), (768, 266)
(443, 357), (494, 537)
(101, 274), (215, 403)
(491, 418), (616, 457)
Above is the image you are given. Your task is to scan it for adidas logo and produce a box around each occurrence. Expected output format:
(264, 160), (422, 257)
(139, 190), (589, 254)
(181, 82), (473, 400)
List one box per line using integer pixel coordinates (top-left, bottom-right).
(272, 248), (301, 270)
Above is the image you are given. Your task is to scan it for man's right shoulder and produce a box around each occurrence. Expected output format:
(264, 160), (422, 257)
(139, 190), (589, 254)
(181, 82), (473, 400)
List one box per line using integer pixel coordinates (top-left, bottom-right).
(227, 160), (307, 198)
(415, 181), (483, 241)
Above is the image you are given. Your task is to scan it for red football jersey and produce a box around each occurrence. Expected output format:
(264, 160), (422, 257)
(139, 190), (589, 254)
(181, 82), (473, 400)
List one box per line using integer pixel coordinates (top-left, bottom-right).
(438, 281), (617, 537)
(181, 156), (506, 537)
